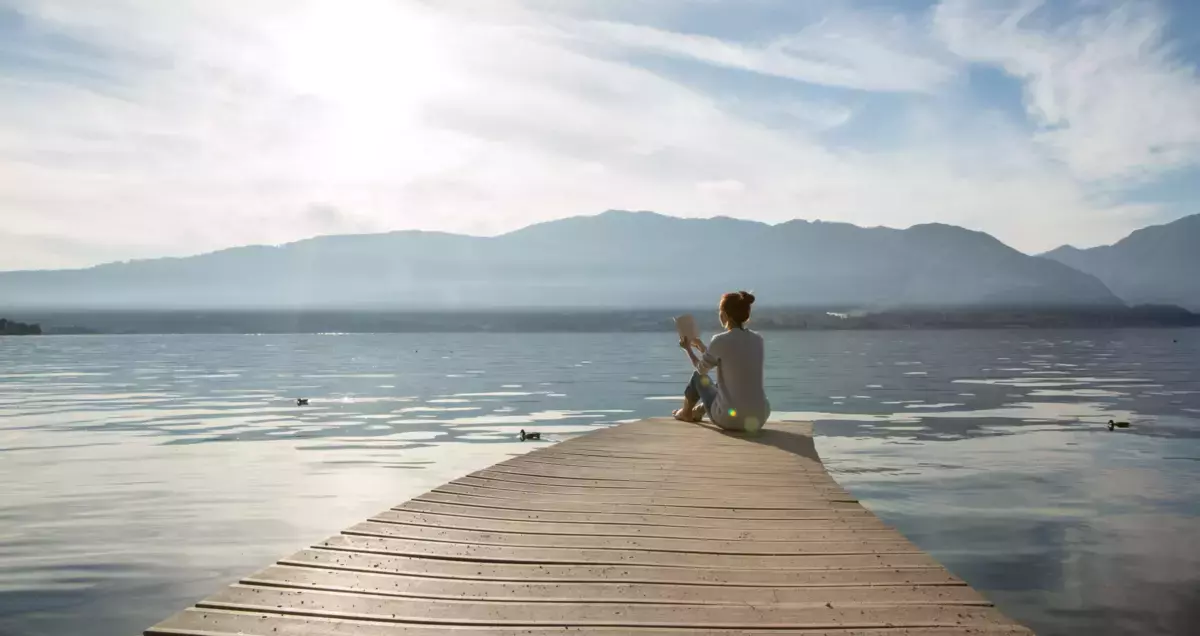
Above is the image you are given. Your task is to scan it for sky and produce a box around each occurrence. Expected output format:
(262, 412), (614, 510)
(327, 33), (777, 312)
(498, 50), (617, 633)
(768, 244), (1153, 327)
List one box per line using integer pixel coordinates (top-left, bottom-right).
(1, 0), (1198, 270)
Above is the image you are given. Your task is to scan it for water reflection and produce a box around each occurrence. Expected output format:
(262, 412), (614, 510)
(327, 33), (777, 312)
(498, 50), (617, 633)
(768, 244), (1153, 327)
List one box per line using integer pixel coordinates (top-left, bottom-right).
(0, 330), (1197, 636)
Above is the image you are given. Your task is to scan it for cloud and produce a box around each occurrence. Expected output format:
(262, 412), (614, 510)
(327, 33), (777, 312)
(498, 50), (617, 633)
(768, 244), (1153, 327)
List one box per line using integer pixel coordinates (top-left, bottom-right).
(0, 0), (1195, 269)
(0, 230), (162, 271)
(696, 179), (746, 198)
(573, 14), (957, 93)
(934, 0), (1200, 183)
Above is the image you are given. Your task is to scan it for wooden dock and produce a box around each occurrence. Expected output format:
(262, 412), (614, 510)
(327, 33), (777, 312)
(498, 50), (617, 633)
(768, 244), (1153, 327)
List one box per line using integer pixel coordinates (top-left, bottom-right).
(147, 418), (1031, 635)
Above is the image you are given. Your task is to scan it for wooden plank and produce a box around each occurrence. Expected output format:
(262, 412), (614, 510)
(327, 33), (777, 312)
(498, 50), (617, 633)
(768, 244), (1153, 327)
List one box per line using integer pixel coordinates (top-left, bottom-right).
(242, 565), (988, 605)
(196, 585), (1017, 629)
(507, 454), (825, 474)
(540, 443), (813, 458)
(433, 482), (858, 507)
(539, 447), (817, 464)
(318, 534), (928, 567)
(146, 419), (1031, 635)
(149, 608), (1033, 636)
(399, 499), (877, 526)
(451, 475), (846, 499)
(494, 462), (834, 483)
(414, 491), (866, 515)
(472, 467), (841, 489)
(504, 447), (822, 466)
(371, 509), (892, 538)
(470, 471), (841, 494)
(501, 446), (826, 466)
(487, 461), (840, 485)
(283, 550), (957, 586)
(343, 520), (915, 553)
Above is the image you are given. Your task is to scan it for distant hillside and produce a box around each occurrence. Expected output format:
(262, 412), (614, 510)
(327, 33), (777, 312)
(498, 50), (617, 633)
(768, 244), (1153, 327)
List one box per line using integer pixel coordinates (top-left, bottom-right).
(1043, 214), (1200, 311)
(0, 318), (41, 335)
(0, 211), (1122, 310)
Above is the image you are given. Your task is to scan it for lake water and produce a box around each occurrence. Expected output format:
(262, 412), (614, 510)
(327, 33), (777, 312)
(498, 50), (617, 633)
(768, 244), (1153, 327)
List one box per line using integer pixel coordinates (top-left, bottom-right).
(1, 330), (1198, 636)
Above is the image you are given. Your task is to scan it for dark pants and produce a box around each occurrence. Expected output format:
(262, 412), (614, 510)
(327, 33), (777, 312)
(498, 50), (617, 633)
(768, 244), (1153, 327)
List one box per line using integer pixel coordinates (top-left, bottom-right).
(684, 371), (718, 412)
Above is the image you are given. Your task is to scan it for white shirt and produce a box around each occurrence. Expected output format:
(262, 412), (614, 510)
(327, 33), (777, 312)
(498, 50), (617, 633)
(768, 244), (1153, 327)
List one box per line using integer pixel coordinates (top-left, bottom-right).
(696, 328), (770, 431)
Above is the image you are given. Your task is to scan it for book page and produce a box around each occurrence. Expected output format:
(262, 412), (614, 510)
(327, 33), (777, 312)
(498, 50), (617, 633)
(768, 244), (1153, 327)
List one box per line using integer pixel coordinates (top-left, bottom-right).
(673, 314), (700, 343)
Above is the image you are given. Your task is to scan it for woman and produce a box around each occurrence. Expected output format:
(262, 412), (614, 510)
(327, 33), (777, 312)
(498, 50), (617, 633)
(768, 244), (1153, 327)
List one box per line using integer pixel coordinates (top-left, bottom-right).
(676, 291), (770, 433)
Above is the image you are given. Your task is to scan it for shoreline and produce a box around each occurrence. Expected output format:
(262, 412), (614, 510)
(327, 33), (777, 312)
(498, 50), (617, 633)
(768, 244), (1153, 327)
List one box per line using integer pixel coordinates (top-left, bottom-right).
(8, 306), (1200, 335)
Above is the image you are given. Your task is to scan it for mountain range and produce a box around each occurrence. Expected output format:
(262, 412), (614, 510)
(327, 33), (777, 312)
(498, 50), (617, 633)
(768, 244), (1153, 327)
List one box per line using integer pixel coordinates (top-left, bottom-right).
(0, 210), (1194, 311)
(1042, 213), (1200, 312)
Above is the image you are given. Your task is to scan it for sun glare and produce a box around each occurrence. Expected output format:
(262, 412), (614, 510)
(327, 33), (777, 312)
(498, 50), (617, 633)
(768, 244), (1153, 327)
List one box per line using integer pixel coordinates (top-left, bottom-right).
(279, 1), (445, 103)
(267, 1), (454, 176)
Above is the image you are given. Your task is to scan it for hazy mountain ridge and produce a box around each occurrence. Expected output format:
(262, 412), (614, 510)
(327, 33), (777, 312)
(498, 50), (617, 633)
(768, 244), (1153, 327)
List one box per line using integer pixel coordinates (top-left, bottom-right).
(0, 210), (1124, 310)
(1043, 213), (1200, 311)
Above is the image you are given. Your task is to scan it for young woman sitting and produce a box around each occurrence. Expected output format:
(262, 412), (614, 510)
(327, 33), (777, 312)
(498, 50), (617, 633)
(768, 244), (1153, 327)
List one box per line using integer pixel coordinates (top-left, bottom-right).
(675, 291), (770, 434)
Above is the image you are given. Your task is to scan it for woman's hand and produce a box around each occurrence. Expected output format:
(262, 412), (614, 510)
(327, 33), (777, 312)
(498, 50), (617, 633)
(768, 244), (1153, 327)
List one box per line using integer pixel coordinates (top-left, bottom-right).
(693, 338), (707, 353)
(680, 336), (700, 367)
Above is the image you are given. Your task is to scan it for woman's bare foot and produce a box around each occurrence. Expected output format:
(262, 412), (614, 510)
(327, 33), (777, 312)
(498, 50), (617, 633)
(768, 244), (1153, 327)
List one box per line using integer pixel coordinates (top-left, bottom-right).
(672, 407), (704, 423)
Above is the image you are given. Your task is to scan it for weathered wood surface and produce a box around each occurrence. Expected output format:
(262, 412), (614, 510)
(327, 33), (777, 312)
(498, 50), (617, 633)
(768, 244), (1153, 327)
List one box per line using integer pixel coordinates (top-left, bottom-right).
(146, 418), (1031, 635)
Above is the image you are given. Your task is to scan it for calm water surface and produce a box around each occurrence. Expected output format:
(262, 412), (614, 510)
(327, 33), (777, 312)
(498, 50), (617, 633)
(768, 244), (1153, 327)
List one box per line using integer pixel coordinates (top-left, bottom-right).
(1, 330), (1198, 636)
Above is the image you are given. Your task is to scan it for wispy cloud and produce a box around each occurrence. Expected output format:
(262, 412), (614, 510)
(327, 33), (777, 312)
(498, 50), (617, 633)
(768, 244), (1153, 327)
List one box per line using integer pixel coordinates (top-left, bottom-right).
(0, 0), (1195, 269)
(935, 0), (1200, 182)
(573, 14), (957, 93)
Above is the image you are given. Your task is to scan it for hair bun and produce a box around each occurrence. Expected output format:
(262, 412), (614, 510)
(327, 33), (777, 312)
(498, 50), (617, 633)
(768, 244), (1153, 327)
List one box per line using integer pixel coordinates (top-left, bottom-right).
(739, 291), (756, 304)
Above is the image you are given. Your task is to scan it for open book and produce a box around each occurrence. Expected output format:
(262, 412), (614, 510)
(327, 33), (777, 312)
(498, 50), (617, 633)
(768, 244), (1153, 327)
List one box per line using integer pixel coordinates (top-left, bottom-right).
(673, 314), (701, 344)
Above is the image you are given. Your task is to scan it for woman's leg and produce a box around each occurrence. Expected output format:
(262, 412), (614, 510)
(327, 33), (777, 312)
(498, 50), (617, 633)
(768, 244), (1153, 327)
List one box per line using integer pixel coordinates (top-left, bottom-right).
(675, 372), (704, 422)
(694, 372), (718, 414)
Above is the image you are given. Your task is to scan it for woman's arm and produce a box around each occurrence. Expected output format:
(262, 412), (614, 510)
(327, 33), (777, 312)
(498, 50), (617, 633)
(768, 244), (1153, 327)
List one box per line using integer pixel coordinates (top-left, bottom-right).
(683, 336), (718, 374)
(680, 337), (702, 367)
